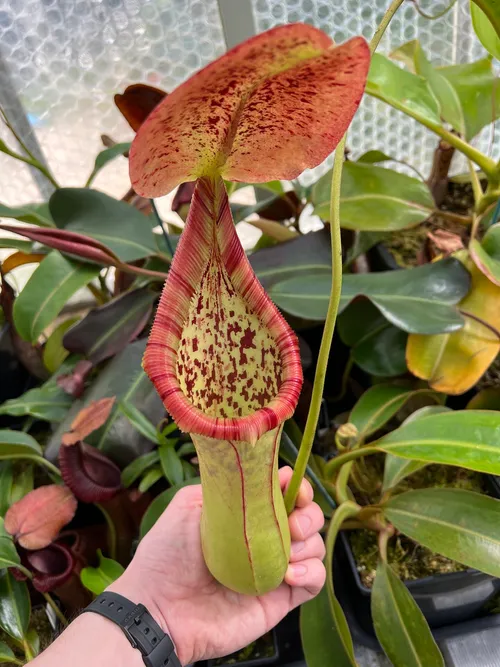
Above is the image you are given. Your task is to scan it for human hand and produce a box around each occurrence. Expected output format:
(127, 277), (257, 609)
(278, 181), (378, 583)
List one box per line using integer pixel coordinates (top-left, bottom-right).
(110, 466), (325, 665)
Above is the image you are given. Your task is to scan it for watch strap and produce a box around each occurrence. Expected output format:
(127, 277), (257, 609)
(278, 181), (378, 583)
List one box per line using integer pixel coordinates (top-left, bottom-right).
(83, 592), (181, 667)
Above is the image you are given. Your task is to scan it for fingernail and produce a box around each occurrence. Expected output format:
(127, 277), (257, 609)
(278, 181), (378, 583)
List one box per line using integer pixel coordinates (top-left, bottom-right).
(291, 541), (306, 555)
(290, 563), (308, 578)
(296, 514), (312, 538)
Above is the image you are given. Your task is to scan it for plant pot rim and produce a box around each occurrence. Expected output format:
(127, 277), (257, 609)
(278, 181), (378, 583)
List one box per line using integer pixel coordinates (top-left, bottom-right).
(340, 531), (492, 596)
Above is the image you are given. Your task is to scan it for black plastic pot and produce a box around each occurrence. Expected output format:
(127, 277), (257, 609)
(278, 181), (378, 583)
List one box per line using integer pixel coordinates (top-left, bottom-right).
(206, 631), (279, 667)
(200, 609), (303, 667)
(335, 532), (500, 649)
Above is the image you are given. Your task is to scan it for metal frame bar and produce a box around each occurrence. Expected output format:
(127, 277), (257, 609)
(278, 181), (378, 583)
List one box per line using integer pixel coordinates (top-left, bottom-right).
(217, 0), (257, 50)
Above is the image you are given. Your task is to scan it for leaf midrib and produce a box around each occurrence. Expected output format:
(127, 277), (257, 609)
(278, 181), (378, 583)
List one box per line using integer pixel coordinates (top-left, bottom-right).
(383, 567), (424, 666)
(387, 506), (500, 547)
(381, 437), (500, 456)
(340, 193), (433, 212)
(28, 268), (80, 340)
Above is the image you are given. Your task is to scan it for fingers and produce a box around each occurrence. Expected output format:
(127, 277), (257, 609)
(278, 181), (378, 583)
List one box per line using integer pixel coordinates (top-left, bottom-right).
(285, 558), (326, 598)
(289, 502), (324, 541)
(290, 532), (326, 563)
(279, 466), (314, 508)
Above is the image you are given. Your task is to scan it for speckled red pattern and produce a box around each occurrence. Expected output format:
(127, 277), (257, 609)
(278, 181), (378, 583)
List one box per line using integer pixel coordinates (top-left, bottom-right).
(143, 176), (303, 443)
(130, 24), (370, 197)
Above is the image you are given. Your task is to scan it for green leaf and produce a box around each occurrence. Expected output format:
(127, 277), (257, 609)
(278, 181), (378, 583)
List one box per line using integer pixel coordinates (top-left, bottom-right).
(357, 150), (393, 164)
(140, 478), (200, 538)
(313, 162), (434, 231)
(47, 339), (164, 465)
(0, 464), (14, 517)
(366, 53), (442, 125)
(413, 43), (464, 135)
(250, 228), (331, 294)
(338, 301), (407, 377)
(0, 385), (73, 422)
(0, 238), (33, 253)
(85, 143), (131, 187)
(470, 223), (500, 285)
(471, 0), (500, 39)
(0, 358), (78, 422)
(0, 202), (53, 227)
(0, 640), (17, 663)
(0, 518), (21, 569)
(63, 288), (155, 365)
(382, 406), (452, 491)
(122, 451), (160, 488)
(269, 257), (470, 331)
(159, 444), (184, 486)
(375, 409), (500, 475)
(301, 586), (355, 667)
(26, 628), (40, 657)
(119, 400), (159, 443)
(0, 570), (30, 641)
(80, 549), (125, 595)
(349, 385), (439, 438)
(42, 317), (78, 373)
(385, 488), (500, 578)
(0, 430), (42, 460)
(467, 387), (500, 410)
(471, 3), (500, 60)
(439, 59), (500, 139)
(138, 466), (164, 493)
(343, 231), (389, 269)
(372, 560), (443, 667)
(13, 251), (100, 343)
(49, 189), (157, 262)
(9, 467), (34, 507)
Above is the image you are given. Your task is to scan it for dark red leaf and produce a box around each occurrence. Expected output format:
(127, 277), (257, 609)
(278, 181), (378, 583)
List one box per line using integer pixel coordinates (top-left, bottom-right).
(114, 83), (168, 132)
(171, 181), (196, 215)
(0, 224), (118, 267)
(62, 288), (155, 365)
(56, 359), (93, 398)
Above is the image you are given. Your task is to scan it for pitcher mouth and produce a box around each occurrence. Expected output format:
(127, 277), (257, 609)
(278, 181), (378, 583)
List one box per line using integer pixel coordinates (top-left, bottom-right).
(143, 176), (303, 444)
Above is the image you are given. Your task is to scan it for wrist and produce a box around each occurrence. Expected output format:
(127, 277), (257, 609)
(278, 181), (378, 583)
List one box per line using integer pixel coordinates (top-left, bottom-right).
(106, 569), (188, 665)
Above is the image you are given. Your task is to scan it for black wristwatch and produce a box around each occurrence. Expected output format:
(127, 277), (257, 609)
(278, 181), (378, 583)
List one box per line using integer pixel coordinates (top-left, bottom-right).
(83, 592), (182, 667)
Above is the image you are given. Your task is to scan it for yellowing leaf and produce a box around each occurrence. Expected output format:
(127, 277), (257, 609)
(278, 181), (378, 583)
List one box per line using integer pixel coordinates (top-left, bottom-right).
(407, 257), (500, 394)
(130, 25), (370, 196)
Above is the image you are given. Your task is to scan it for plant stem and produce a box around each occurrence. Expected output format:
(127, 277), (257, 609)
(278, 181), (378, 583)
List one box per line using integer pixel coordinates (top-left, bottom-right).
(411, 0), (458, 20)
(433, 209), (472, 225)
(22, 638), (34, 662)
(42, 591), (69, 627)
(335, 463), (353, 505)
(284, 136), (346, 514)
(370, 0), (406, 53)
(281, 431), (336, 511)
(151, 199), (175, 258)
(468, 159), (484, 207)
(378, 525), (395, 563)
(284, 0), (406, 514)
(38, 457), (62, 478)
(369, 96), (498, 179)
(96, 503), (117, 560)
(0, 142), (60, 189)
(325, 446), (380, 479)
(118, 261), (169, 281)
